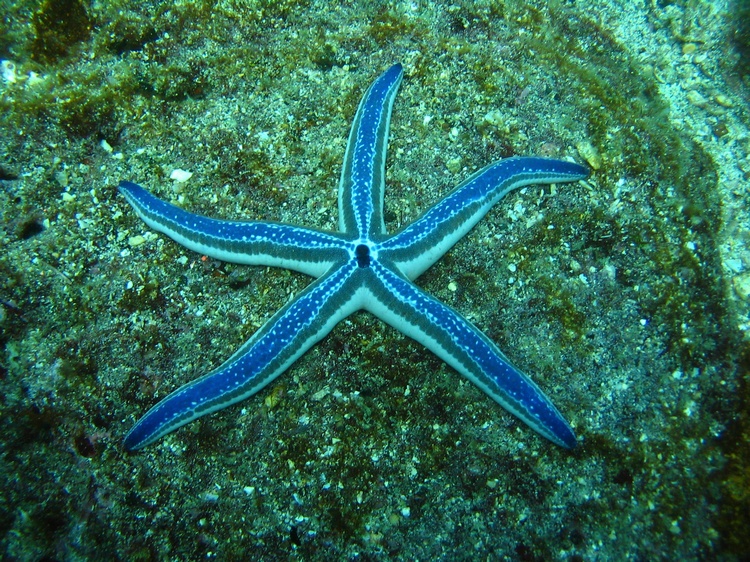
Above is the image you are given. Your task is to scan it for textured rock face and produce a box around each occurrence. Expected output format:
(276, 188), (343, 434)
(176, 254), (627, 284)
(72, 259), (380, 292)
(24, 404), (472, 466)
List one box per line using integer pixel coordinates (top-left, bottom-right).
(0, 1), (747, 560)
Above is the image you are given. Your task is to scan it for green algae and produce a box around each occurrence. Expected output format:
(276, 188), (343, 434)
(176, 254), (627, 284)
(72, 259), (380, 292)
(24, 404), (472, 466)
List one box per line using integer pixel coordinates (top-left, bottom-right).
(730, 0), (750, 84)
(31, 0), (92, 65)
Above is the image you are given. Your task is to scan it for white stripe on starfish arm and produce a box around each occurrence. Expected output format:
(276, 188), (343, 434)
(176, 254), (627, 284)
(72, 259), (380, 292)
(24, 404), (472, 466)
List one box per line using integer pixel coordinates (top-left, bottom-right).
(365, 261), (577, 448)
(381, 157), (590, 280)
(119, 181), (350, 278)
(338, 63), (403, 238)
(123, 261), (365, 450)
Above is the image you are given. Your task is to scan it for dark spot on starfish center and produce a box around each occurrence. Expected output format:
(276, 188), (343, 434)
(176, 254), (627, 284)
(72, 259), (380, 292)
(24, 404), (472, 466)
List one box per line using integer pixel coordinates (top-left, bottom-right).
(355, 244), (371, 268)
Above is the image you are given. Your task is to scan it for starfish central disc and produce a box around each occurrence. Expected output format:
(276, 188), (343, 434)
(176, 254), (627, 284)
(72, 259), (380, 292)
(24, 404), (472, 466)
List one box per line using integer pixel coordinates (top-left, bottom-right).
(355, 244), (371, 268)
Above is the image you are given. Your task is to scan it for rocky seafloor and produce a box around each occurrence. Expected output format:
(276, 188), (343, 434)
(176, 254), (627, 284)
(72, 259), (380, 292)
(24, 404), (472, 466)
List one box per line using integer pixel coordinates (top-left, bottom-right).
(1, 0), (749, 559)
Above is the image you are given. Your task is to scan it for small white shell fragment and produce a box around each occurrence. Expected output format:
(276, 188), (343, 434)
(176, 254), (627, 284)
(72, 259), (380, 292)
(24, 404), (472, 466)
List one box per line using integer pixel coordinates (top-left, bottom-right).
(170, 169), (193, 182)
(483, 109), (503, 126)
(576, 140), (602, 170)
(128, 235), (146, 247)
(100, 139), (113, 153)
(1, 60), (18, 83)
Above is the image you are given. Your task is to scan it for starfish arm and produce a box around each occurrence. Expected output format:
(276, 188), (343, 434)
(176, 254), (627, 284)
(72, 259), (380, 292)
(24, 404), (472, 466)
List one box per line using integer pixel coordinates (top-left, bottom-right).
(123, 262), (364, 450)
(119, 181), (349, 278)
(364, 261), (577, 448)
(338, 63), (403, 238)
(380, 157), (589, 280)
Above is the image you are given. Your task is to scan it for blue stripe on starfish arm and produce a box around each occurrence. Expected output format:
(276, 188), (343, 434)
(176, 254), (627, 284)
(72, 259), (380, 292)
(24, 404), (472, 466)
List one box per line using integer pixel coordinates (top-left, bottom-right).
(123, 261), (364, 451)
(381, 157), (589, 280)
(366, 260), (577, 448)
(119, 180), (350, 278)
(338, 63), (403, 238)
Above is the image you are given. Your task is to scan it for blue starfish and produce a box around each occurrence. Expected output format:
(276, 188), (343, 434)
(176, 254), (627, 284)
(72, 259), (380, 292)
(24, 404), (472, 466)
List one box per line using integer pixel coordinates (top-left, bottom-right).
(120, 63), (588, 451)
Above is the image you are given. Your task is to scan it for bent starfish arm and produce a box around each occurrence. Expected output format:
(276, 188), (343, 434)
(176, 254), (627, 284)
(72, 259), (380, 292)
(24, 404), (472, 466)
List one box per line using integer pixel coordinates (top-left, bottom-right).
(123, 261), (363, 450)
(119, 181), (349, 278)
(339, 63), (403, 237)
(367, 261), (577, 448)
(382, 157), (589, 280)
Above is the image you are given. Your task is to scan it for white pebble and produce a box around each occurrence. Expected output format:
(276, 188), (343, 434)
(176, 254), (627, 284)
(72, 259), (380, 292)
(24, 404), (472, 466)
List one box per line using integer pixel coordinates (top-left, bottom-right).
(1, 60), (17, 83)
(170, 169), (193, 182)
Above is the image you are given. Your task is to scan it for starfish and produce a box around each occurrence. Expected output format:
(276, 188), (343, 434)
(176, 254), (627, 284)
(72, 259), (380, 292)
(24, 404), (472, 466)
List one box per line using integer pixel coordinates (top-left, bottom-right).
(120, 63), (588, 451)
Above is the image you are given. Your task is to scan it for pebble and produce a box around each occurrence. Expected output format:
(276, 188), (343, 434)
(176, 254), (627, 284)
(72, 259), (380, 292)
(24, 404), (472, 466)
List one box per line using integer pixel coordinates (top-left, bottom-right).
(725, 258), (744, 274)
(170, 169), (193, 182)
(128, 235), (146, 247)
(446, 157), (462, 174)
(681, 43), (697, 55)
(714, 94), (733, 108)
(483, 109), (504, 126)
(686, 90), (708, 108)
(733, 273), (750, 301)
(1, 60), (17, 83)
(576, 140), (602, 170)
